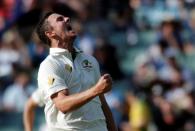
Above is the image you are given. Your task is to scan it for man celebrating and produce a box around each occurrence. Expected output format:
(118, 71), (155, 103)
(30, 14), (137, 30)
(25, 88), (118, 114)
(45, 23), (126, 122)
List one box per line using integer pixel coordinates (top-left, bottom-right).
(36, 12), (117, 131)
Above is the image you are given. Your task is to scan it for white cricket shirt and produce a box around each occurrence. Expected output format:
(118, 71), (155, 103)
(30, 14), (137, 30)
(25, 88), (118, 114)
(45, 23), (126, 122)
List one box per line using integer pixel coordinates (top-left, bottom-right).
(37, 48), (106, 131)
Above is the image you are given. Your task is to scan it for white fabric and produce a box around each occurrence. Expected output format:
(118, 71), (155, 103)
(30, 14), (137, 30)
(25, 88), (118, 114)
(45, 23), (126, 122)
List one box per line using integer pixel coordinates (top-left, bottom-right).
(48, 119), (107, 131)
(31, 88), (44, 107)
(37, 48), (106, 130)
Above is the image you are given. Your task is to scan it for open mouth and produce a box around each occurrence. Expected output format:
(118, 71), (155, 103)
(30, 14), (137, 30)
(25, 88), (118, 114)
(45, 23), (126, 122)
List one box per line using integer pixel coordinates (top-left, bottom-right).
(64, 23), (77, 36)
(66, 25), (72, 31)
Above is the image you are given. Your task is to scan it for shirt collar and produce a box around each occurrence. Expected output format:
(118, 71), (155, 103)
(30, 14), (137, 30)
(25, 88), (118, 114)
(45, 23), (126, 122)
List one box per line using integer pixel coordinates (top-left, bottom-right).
(50, 48), (69, 55)
(49, 47), (82, 60)
(50, 48), (72, 59)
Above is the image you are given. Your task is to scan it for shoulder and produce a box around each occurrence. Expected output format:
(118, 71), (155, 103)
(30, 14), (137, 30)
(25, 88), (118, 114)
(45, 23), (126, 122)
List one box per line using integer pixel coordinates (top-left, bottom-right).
(39, 55), (60, 71)
(38, 54), (68, 79)
(38, 56), (65, 79)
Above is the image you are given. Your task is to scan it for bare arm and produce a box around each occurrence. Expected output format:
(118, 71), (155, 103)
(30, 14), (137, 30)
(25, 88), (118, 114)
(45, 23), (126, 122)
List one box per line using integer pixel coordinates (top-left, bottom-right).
(51, 87), (97, 113)
(52, 74), (112, 113)
(23, 97), (38, 131)
(100, 94), (118, 131)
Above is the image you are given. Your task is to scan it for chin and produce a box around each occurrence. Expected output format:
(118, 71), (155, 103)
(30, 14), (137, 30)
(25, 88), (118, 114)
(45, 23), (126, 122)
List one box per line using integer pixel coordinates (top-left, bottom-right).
(68, 35), (77, 44)
(64, 30), (77, 43)
(70, 33), (77, 39)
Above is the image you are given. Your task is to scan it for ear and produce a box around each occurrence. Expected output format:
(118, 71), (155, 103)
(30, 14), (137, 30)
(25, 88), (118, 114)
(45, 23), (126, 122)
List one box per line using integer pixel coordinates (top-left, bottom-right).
(45, 31), (55, 38)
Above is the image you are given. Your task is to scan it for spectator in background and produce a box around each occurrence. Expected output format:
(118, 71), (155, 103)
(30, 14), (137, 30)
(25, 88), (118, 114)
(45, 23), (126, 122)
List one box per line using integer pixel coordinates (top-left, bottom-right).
(0, 30), (20, 78)
(73, 20), (96, 55)
(120, 91), (151, 131)
(127, 92), (151, 131)
(94, 38), (124, 81)
(27, 33), (48, 69)
(2, 67), (35, 112)
(0, 29), (31, 78)
(0, 29), (32, 93)
(158, 20), (184, 55)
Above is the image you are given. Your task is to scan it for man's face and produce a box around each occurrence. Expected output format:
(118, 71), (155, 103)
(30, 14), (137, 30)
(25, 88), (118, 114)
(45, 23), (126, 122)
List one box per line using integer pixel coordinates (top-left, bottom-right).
(47, 13), (77, 43)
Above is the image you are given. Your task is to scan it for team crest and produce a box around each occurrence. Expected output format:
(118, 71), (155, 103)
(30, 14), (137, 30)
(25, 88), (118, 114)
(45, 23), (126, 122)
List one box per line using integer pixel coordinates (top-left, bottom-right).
(82, 59), (92, 70)
(48, 76), (55, 86)
(65, 64), (72, 73)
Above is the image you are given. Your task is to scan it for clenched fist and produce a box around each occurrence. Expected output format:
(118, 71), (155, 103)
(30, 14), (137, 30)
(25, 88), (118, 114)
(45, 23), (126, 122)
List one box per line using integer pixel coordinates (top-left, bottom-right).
(93, 74), (112, 95)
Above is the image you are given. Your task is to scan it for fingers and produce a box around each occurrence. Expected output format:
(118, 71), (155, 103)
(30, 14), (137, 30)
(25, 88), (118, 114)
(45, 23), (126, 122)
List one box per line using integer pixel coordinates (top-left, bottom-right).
(102, 74), (112, 84)
(102, 74), (111, 79)
(102, 74), (112, 80)
(95, 74), (112, 94)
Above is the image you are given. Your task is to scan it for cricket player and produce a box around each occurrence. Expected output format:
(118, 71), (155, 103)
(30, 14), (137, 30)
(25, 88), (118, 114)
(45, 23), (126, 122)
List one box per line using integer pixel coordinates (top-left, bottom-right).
(23, 88), (45, 131)
(34, 12), (117, 131)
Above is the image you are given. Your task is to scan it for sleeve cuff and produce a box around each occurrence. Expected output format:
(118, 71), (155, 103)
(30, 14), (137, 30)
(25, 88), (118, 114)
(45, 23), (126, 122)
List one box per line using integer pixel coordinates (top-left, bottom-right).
(47, 84), (68, 98)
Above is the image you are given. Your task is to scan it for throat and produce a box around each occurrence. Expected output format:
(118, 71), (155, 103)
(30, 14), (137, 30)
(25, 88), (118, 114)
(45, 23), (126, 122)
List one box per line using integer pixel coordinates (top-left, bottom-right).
(58, 41), (73, 52)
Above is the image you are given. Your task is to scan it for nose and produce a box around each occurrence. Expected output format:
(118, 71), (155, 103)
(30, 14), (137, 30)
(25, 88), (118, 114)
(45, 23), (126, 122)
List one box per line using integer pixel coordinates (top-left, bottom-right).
(64, 17), (70, 23)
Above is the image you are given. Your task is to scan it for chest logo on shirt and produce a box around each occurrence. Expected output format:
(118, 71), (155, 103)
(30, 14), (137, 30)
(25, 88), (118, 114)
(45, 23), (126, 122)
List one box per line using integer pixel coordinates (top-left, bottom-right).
(65, 64), (72, 73)
(82, 59), (92, 70)
(48, 76), (55, 86)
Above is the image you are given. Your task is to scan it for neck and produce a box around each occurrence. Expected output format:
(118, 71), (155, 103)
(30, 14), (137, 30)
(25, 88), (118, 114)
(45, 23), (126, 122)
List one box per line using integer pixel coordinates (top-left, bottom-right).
(51, 39), (73, 53)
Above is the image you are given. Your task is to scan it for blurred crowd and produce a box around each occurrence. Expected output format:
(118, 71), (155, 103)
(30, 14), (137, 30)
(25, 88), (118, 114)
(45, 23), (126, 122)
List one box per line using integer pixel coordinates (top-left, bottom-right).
(0, 0), (195, 131)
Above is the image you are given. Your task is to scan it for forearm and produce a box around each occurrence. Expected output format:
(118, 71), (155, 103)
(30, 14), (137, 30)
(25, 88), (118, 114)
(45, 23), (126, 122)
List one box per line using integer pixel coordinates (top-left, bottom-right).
(53, 86), (98, 113)
(24, 110), (34, 131)
(52, 74), (112, 113)
(100, 95), (118, 131)
(23, 98), (36, 131)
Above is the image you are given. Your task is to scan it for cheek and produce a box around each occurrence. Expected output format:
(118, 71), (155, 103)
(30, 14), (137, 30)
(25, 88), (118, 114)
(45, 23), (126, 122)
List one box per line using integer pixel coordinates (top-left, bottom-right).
(54, 27), (64, 37)
(53, 23), (64, 33)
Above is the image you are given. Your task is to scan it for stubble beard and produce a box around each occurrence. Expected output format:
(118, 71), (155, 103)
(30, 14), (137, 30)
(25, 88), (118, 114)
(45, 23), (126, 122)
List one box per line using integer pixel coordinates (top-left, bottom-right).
(62, 35), (76, 52)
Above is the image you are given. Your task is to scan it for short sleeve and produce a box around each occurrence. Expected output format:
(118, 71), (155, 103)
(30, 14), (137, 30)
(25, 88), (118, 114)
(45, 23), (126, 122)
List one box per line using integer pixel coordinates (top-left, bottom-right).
(31, 89), (44, 107)
(38, 59), (68, 98)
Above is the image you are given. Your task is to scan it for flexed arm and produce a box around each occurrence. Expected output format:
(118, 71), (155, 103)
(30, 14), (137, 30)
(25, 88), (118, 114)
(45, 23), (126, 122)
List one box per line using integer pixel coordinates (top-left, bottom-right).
(51, 74), (112, 113)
